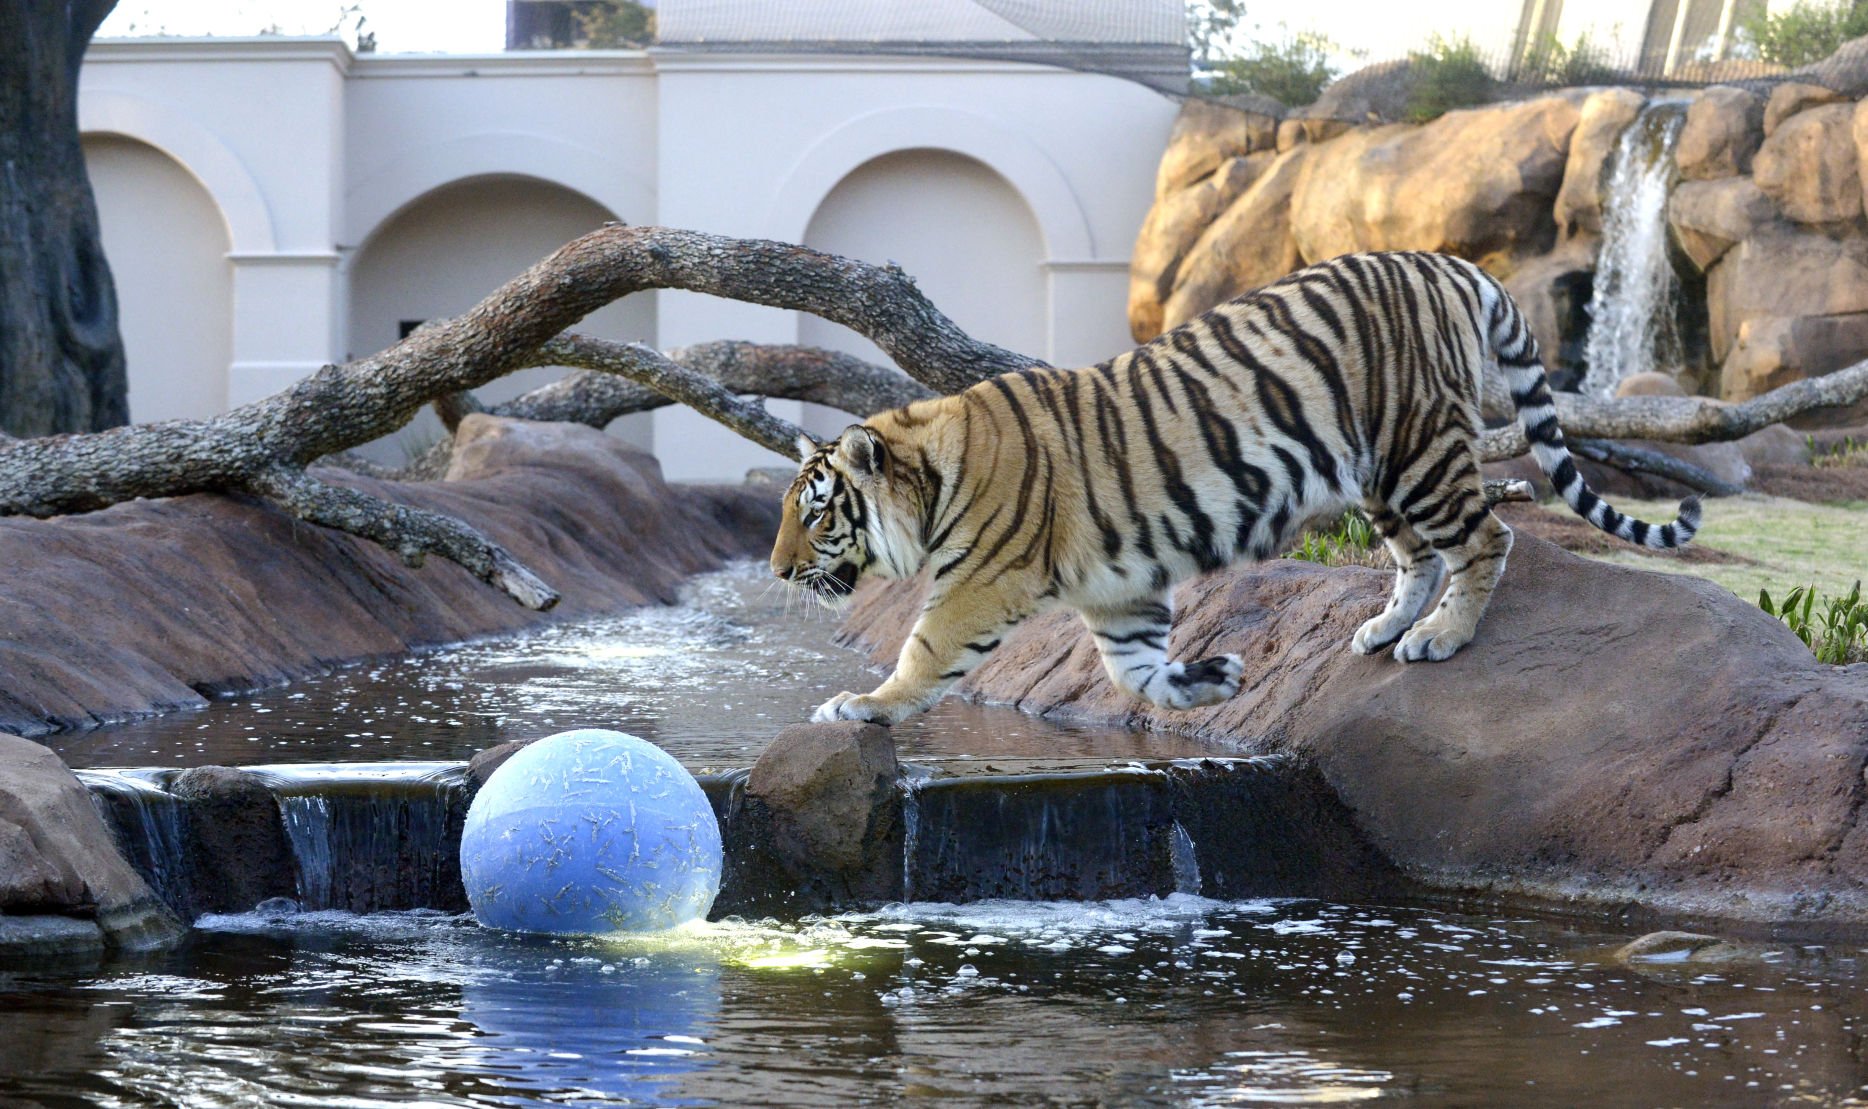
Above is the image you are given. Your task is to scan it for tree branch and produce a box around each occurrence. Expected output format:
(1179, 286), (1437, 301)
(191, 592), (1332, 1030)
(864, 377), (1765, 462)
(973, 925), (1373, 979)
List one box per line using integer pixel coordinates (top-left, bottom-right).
(1480, 360), (1868, 462)
(1570, 438), (1746, 497)
(243, 466), (560, 611)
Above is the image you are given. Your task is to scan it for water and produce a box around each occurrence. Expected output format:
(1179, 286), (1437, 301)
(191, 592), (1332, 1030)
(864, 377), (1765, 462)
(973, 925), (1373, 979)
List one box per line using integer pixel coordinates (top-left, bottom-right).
(3, 897), (1864, 1106)
(1582, 100), (1689, 398)
(46, 563), (1204, 774)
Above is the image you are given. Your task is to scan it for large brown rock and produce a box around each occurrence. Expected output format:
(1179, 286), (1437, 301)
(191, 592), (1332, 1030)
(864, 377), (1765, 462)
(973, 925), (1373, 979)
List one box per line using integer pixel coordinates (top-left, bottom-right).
(1295, 58), (1418, 124)
(1129, 153), (1273, 341)
(1705, 223), (1868, 363)
(0, 733), (182, 955)
(1668, 177), (1776, 272)
(748, 723), (899, 875)
(1764, 82), (1847, 137)
(1152, 97), (1281, 201)
(170, 765), (296, 914)
(1289, 94), (1582, 271)
(1500, 239), (1596, 405)
(1793, 32), (1868, 97)
(1675, 86), (1765, 181)
(1553, 88), (1645, 241)
(1721, 312), (1868, 403)
(837, 536), (1868, 932)
(1157, 146), (1311, 332)
(0, 417), (776, 738)
(1753, 103), (1861, 225)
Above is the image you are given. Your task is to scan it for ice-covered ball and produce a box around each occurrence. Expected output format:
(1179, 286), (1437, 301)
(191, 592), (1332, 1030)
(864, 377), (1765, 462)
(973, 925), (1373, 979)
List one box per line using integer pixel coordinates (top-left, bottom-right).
(461, 729), (722, 934)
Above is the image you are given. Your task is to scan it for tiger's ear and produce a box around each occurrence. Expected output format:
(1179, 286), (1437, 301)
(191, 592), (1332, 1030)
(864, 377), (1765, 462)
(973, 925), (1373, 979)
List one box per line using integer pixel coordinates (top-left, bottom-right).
(835, 425), (885, 476)
(794, 433), (819, 462)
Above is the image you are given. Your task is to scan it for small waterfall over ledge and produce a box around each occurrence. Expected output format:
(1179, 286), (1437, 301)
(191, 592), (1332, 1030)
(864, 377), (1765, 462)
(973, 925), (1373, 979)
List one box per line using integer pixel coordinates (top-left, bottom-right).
(1582, 100), (1690, 398)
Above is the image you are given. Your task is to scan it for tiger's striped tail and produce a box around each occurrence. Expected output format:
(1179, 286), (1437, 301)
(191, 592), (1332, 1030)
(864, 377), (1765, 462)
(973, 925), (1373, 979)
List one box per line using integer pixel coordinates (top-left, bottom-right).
(1486, 287), (1702, 551)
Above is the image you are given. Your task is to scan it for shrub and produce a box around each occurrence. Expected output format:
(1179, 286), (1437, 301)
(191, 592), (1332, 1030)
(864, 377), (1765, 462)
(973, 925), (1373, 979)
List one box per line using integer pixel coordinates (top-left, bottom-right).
(1759, 580), (1868, 664)
(1811, 434), (1868, 469)
(1205, 33), (1339, 107)
(1404, 35), (1496, 123)
(1517, 32), (1616, 86)
(1742, 0), (1868, 67)
(1284, 510), (1385, 568)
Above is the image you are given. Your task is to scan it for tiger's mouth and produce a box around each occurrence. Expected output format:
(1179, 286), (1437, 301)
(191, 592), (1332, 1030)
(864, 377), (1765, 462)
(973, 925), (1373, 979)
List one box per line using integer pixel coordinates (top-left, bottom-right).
(826, 561), (860, 596)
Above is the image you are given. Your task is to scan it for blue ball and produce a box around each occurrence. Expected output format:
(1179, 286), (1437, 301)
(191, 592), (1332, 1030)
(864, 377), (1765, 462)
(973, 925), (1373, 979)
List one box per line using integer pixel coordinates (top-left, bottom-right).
(461, 729), (722, 934)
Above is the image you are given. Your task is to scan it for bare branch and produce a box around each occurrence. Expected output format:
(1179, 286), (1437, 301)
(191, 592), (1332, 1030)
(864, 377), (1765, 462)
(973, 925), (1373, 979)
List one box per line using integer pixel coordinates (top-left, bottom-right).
(1483, 478), (1534, 504)
(547, 340), (809, 459)
(433, 390), (486, 433)
(1481, 360), (1868, 462)
(243, 466), (560, 611)
(1571, 439), (1745, 497)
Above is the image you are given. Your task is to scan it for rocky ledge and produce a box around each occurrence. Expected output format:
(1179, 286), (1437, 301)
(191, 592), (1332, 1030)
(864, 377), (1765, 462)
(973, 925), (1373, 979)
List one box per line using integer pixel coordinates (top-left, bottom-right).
(837, 536), (1868, 937)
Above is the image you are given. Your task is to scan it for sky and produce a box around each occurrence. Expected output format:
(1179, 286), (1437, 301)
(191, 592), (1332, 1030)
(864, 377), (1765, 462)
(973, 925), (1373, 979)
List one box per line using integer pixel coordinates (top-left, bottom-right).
(95, 0), (1515, 61)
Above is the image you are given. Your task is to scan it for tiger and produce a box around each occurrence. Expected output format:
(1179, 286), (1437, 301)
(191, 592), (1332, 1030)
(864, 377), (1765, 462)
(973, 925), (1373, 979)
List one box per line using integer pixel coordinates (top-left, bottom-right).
(771, 250), (1701, 726)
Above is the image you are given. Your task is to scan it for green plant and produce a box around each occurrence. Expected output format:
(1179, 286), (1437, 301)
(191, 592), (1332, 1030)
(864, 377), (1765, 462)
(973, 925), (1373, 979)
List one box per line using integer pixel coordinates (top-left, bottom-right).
(1741, 0), (1868, 67)
(1517, 32), (1616, 86)
(1811, 434), (1868, 469)
(1759, 580), (1868, 664)
(1404, 35), (1496, 123)
(1206, 33), (1339, 106)
(573, 0), (655, 48)
(1284, 510), (1385, 568)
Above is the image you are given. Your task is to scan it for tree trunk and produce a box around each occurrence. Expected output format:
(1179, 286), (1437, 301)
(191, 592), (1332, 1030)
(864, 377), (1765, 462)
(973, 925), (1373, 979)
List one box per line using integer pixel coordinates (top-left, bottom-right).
(0, 0), (127, 437)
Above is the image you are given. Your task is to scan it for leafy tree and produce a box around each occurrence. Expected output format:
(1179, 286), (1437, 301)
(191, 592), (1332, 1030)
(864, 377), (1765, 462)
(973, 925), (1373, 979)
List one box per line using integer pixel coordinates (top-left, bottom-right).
(573, 0), (654, 49)
(1404, 35), (1495, 123)
(1742, 0), (1868, 66)
(1204, 33), (1337, 106)
(1187, 0), (1249, 72)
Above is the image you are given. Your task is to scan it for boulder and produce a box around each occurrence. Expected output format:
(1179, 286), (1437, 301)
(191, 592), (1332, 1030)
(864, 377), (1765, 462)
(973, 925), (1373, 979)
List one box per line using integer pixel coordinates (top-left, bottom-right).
(747, 722), (899, 876)
(1793, 32), (1868, 97)
(1153, 97), (1280, 201)
(170, 765), (296, 914)
(1501, 240), (1597, 399)
(1295, 58), (1418, 124)
(1553, 88), (1645, 241)
(1735, 422), (1815, 468)
(1158, 146), (1311, 331)
(836, 535), (1868, 932)
(0, 417), (777, 737)
(1721, 312), (1868, 403)
(1668, 177), (1776, 271)
(1129, 153), (1273, 341)
(1705, 224), (1868, 363)
(1274, 117), (1308, 153)
(1289, 94), (1582, 271)
(0, 733), (182, 956)
(1764, 82), (1847, 137)
(1752, 103), (1861, 225)
(1675, 86), (1764, 180)
(1612, 371), (1689, 398)
(1853, 99), (1868, 219)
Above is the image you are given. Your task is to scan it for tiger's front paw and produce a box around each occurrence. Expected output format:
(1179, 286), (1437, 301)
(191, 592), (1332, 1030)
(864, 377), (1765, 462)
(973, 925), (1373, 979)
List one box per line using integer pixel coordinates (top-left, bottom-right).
(811, 691), (903, 725)
(1159, 654), (1244, 709)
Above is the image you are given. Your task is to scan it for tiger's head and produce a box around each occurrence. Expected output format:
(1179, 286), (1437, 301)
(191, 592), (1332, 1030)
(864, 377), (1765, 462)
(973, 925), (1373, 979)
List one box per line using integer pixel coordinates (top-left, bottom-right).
(770, 425), (911, 605)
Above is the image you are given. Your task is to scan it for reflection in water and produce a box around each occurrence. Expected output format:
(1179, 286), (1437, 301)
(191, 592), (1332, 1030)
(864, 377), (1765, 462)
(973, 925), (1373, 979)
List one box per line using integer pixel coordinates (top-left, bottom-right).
(3, 898), (1866, 1106)
(49, 564), (1207, 773)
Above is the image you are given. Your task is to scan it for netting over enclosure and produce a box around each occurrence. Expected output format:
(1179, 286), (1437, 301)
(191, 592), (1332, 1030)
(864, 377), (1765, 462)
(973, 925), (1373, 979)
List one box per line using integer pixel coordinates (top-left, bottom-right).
(653, 0), (1192, 94)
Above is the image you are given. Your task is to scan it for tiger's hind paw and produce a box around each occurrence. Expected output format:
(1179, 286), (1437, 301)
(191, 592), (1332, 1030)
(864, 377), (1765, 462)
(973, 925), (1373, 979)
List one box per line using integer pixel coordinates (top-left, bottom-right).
(1393, 621), (1471, 663)
(1164, 653), (1243, 709)
(1351, 612), (1411, 655)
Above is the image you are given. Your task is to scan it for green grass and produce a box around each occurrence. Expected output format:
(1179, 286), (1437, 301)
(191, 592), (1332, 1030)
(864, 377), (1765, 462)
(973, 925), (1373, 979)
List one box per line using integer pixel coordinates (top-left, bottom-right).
(1813, 434), (1868, 469)
(1759, 580), (1868, 664)
(1541, 494), (1867, 603)
(1283, 510), (1386, 568)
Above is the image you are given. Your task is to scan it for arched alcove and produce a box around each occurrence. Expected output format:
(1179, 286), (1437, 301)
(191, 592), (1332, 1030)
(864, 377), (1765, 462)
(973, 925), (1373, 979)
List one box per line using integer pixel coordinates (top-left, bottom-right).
(346, 175), (655, 460)
(797, 149), (1046, 436)
(83, 134), (234, 423)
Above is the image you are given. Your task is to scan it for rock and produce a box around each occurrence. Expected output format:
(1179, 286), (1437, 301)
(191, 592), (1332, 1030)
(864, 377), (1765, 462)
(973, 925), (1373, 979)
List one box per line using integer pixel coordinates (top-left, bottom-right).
(1753, 103), (1860, 225)
(1721, 312), (1868, 404)
(1668, 177), (1775, 272)
(1613, 931), (1753, 964)
(1553, 88), (1645, 241)
(1152, 97), (1280, 201)
(1675, 86), (1764, 181)
(1613, 371), (1689, 398)
(170, 765), (296, 914)
(0, 417), (777, 737)
(1289, 94), (1582, 271)
(836, 535), (1868, 931)
(1129, 153), (1273, 341)
(747, 722), (899, 876)
(1764, 82), (1846, 137)
(467, 739), (533, 789)
(1158, 146), (1311, 331)
(1705, 224), (1868, 364)
(1296, 59), (1418, 124)
(1793, 32), (1868, 97)
(1274, 117), (1307, 153)
(0, 733), (182, 955)
(0, 916), (105, 963)
(1502, 241), (1597, 400)
(1735, 422), (1814, 468)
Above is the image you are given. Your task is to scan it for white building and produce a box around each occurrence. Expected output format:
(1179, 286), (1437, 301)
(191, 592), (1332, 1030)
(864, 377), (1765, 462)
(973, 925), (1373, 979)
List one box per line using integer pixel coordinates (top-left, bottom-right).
(78, 2), (1180, 479)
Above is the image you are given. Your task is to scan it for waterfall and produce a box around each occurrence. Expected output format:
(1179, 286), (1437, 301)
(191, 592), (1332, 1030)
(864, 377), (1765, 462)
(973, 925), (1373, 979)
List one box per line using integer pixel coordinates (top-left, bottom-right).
(256, 763), (468, 912)
(1581, 100), (1689, 397)
(79, 768), (193, 915)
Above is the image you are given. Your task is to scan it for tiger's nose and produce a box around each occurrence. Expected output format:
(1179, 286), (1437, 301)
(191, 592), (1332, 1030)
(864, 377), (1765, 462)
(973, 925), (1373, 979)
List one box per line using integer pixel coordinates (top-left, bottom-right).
(773, 563), (799, 582)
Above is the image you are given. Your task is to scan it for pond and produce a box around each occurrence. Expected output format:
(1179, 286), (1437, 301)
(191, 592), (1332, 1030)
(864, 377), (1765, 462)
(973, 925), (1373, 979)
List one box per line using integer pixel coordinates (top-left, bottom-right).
(16, 564), (1868, 1105)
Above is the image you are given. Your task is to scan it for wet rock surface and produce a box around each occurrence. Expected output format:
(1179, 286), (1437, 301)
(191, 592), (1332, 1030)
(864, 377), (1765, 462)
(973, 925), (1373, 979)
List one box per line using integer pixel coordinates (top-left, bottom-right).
(169, 766), (297, 915)
(0, 416), (777, 738)
(0, 733), (182, 958)
(837, 535), (1868, 935)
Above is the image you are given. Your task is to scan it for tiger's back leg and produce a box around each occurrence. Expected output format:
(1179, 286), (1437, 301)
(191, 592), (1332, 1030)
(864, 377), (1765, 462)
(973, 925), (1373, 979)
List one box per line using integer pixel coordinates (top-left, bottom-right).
(1350, 501), (1446, 655)
(1081, 593), (1243, 710)
(1390, 479), (1514, 663)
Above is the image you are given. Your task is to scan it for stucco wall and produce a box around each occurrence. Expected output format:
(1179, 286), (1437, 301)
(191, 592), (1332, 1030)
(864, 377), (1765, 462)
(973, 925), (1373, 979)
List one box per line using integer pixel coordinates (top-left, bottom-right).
(77, 38), (1175, 481)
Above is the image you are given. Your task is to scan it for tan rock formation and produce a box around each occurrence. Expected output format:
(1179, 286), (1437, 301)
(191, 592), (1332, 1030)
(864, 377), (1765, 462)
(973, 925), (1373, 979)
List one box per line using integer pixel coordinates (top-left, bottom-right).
(1289, 94), (1583, 270)
(1706, 224), (1868, 364)
(1676, 86), (1765, 180)
(1553, 88), (1645, 241)
(1765, 82), (1847, 136)
(1753, 103), (1861, 224)
(1152, 97), (1280, 201)
(1158, 146), (1311, 333)
(1722, 312), (1868, 403)
(1668, 177), (1776, 271)
(1129, 153), (1271, 341)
